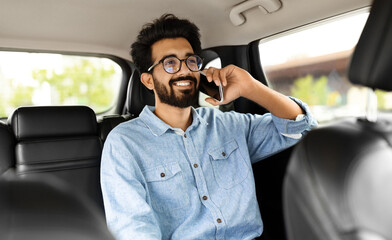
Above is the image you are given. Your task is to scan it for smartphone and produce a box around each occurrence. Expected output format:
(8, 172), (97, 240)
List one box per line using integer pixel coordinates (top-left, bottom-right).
(199, 71), (224, 102)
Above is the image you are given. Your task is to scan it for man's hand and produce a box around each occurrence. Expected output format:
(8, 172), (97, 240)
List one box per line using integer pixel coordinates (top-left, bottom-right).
(201, 65), (304, 120)
(202, 65), (256, 105)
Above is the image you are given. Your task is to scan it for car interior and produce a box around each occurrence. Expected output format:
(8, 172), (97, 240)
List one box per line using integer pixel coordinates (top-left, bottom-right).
(284, 0), (392, 239)
(1, 0), (389, 239)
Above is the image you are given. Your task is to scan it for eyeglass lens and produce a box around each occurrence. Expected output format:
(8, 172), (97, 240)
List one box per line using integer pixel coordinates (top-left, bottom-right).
(163, 55), (202, 73)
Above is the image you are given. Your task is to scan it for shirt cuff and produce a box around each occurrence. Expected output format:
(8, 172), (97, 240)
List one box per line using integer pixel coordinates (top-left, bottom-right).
(272, 96), (318, 136)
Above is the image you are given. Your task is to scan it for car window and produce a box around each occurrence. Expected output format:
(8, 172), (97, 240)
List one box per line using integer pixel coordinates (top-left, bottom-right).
(0, 51), (123, 118)
(258, 10), (378, 123)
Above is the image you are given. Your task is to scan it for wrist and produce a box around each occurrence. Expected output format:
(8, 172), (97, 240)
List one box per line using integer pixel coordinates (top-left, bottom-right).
(241, 79), (267, 101)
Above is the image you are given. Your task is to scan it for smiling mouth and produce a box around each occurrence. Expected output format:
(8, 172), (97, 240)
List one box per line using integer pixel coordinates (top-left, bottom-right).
(173, 81), (193, 87)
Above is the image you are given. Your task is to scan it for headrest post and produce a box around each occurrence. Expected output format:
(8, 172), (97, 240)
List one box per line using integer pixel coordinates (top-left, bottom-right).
(365, 87), (377, 122)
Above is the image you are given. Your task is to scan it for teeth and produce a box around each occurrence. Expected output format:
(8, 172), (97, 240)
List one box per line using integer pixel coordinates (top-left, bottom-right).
(175, 82), (191, 86)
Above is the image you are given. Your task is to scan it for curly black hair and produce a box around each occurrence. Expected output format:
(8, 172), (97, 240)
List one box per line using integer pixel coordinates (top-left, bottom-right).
(130, 14), (201, 73)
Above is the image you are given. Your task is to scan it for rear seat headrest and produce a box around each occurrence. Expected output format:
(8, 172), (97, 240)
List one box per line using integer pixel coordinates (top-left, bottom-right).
(8, 106), (98, 140)
(124, 68), (155, 116)
(349, 0), (392, 91)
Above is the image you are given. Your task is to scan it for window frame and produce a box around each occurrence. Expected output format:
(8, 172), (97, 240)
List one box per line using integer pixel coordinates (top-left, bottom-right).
(0, 48), (132, 119)
(251, 7), (371, 123)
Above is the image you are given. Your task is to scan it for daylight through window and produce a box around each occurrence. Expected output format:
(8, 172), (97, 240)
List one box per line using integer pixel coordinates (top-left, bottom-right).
(0, 52), (122, 118)
(258, 11), (388, 123)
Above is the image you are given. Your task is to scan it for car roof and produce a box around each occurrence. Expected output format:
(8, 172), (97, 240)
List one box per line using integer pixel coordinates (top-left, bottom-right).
(0, 0), (371, 60)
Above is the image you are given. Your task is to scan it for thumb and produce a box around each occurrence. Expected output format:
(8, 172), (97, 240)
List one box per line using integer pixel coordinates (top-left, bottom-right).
(204, 97), (221, 106)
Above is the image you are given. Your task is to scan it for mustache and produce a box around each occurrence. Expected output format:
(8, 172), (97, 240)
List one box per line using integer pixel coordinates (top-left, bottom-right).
(169, 76), (197, 85)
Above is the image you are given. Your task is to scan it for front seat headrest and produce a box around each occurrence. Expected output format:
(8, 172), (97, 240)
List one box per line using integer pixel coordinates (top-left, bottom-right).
(348, 0), (392, 91)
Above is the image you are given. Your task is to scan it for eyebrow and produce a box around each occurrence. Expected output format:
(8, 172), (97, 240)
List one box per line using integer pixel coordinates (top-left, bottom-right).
(157, 52), (195, 62)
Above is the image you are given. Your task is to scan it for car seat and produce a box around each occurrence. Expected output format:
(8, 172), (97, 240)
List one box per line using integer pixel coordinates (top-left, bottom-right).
(283, 0), (392, 239)
(0, 176), (115, 240)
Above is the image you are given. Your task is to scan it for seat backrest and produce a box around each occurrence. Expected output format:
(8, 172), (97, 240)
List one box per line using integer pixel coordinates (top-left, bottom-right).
(98, 114), (129, 142)
(283, 0), (392, 239)
(284, 119), (392, 239)
(0, 121), (15, 177)
(99, 68), (154, 142)
(8, 106), (104, 211)
(124, 68), (155, 116)
(0, 177), (115, 240)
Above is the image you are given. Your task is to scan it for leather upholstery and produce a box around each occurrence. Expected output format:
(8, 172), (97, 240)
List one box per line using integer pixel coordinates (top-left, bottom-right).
(8, 106), (104, 211)
(9, 106), (98, 140)
(0, 177), (114, 240)
(124, 69), (155, 117)
(98, 68), (149, 142)
(0, 122), (15, 176)
(348, 0), (392, 91)
(98, 114), (129, 142)
(284, 118), (392, 239)
(284, 0), (392, 239)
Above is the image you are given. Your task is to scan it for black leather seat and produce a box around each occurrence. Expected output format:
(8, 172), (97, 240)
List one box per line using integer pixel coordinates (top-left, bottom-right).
(124, 68), (155, 117)
(283, 0), (392, 239)
(0, 121), (15, 177)
(8, 106), (104, 211)
(0, 177), (114, 240)
(98, 68), (155, 142)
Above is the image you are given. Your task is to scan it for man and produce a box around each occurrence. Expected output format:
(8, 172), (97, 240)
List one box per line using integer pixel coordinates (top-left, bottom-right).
(101, 14), (317, 240)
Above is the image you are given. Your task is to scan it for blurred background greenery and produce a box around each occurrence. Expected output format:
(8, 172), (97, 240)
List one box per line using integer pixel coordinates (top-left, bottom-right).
(0, 55), (120, 118)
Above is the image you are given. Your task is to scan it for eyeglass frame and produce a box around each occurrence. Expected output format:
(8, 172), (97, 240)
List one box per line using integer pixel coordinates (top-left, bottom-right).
(147, 54), (204, 74)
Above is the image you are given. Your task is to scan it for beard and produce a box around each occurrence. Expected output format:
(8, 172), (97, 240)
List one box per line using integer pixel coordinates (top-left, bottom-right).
(153, 75), (198, 108)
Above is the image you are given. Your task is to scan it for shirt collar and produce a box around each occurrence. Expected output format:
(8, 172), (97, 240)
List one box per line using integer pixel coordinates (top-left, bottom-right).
(139, 106), (208, 136)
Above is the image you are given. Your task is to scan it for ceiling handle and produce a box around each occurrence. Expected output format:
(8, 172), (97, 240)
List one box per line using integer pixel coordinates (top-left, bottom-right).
(229, 0), (282, 26)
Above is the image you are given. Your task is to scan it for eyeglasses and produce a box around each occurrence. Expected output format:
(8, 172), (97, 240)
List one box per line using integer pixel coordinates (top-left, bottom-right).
(147, 55), (203, 74)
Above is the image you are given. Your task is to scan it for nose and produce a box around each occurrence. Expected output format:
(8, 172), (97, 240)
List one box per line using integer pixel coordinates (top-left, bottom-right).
(177, 59), (191, 75)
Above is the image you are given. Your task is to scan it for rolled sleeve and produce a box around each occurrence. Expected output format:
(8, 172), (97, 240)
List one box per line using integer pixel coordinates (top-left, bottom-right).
(271, 96), (318, 135)
(246, 96), (317, 162)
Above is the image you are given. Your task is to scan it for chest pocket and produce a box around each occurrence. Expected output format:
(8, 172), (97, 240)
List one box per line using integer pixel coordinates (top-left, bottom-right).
(208, 139), (250, 189)
(144, 162), (189, 213)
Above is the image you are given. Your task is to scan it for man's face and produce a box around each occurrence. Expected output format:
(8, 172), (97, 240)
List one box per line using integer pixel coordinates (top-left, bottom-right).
(149, 37), (200, 108)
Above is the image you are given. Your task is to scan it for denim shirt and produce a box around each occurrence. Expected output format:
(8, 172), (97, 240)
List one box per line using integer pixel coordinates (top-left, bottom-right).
(101, 97), (317, 240)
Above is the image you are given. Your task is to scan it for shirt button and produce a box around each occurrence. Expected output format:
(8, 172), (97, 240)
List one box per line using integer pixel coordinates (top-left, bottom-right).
(184, 134), (187, 138)
(160, 172), (165, 178)
(193, 163), (198, 168)
(217, 218), (222, 223)
(222, 152), (226, 157)
(202, 196), (208, 200)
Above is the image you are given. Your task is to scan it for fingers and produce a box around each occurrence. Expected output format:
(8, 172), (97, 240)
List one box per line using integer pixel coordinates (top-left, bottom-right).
(204, 67), (222, 86)
(204, 97), (220, 106)
(219, 69), (228, 87)
(204, 68), (218, 85)
(212, 69), (221, 86)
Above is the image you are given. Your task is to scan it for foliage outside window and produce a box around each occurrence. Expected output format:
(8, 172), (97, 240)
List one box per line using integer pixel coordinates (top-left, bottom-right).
(258, 10), (392, 123)
(0, 52), (122, 118)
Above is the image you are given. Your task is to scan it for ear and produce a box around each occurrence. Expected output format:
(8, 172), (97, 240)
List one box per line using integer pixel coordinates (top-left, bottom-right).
(141, 73), (154, 90)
